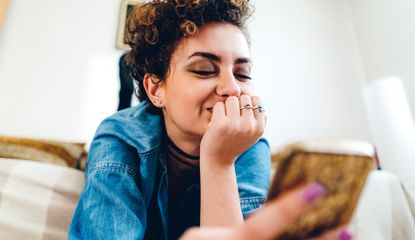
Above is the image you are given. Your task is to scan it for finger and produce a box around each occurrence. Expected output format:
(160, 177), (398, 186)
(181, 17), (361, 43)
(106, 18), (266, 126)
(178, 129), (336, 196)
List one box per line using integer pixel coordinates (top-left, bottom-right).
(239, 95), (254, 119)
(212, 102), (226, 122)
(225, 96), (240, 117)
(234, 183), (326, 240)
(314, 225), (352, 240)
(180, 227), (232, 240)
(251, 96), (266, 129)
(251, 96), (265, 118)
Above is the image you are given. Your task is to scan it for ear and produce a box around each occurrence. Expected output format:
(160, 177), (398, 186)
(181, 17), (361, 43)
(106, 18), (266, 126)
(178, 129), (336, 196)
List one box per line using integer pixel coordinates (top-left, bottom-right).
(143, 73), (165, 107)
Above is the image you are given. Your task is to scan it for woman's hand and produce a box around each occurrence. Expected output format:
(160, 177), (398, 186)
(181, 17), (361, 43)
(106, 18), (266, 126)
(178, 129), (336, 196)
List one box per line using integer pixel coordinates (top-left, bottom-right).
(200, 95), (266, 167)
(180, 183), (352, 240)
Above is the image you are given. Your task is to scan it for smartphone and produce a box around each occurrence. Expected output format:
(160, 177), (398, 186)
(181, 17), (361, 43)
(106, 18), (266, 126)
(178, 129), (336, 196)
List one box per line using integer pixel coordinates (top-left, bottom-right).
(267, 140), (375, 240)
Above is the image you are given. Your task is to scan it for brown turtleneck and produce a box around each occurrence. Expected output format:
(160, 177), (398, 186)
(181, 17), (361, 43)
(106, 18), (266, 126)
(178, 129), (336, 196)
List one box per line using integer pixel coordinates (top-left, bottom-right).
(166, 138), (200, 208)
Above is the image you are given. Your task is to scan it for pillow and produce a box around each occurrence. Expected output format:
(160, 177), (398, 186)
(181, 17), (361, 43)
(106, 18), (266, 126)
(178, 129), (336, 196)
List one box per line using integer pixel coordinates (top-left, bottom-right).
(0, 136), (87, 170)
(0, 158), (84, 240)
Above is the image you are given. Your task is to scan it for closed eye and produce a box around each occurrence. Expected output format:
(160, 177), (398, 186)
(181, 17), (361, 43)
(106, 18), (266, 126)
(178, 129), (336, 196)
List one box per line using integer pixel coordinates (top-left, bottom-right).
(234, 73), (252, 81)
(191, 70), (216, 76)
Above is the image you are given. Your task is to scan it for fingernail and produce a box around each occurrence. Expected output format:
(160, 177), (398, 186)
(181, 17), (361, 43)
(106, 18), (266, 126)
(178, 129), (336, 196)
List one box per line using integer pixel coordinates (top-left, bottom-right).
(339, 231), (352, 240)
(303, 182), (326, 203)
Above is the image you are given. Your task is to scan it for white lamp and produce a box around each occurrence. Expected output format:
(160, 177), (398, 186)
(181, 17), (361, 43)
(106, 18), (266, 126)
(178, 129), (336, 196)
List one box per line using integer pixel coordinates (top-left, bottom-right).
(362, 76), (415, 206)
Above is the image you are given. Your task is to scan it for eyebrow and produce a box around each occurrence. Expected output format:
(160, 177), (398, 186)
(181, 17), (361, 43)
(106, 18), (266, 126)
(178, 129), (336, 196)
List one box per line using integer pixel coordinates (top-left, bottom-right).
(188, 51), (252, 65)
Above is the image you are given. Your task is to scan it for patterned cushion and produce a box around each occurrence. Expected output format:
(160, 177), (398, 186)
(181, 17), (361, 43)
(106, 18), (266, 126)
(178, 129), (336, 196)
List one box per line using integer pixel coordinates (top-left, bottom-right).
(0, 136), (87, 170)
(0, 158), (84, 240)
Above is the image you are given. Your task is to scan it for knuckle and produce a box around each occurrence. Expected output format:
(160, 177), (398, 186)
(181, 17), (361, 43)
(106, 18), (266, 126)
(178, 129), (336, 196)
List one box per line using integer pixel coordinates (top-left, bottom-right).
(217, 123), (228, 134)
(180, 228), (199, 239)
(214, 101), (224, 107)
(275, 202), (299, 221)
(240, 94), (250, 101)
(242, 120), (256, 135)
(227, 96), (238, 103)
(252, 95), (261, 102)
(213, 102), (224, 111)
(233, 121), (243, 133)
(253, 96), (262, 105)
(256, 127), (264, 137)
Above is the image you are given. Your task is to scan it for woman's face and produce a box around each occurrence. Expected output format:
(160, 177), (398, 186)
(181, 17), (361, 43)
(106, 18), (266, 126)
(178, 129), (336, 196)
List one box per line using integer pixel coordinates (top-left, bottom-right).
(160, 23), (254, 141)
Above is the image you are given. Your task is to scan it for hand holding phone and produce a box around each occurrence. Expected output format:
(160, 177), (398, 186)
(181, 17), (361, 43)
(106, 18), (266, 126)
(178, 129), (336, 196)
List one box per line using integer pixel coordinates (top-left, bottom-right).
(267, 140), (375, 240)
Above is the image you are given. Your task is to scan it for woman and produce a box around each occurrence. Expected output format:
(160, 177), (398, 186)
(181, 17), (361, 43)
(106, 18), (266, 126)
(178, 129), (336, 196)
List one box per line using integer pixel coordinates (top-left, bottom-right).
(69, 0), (350, 239)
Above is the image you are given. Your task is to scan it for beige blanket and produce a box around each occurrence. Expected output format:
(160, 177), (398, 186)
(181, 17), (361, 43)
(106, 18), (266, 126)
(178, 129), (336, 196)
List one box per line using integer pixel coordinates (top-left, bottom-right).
(1, 158), (414, 240)
(0, 158), (84, 240)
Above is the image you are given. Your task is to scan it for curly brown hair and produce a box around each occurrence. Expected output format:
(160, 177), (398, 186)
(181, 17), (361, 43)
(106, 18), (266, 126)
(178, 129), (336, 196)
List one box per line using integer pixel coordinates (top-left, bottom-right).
(126, 0), (253, 105)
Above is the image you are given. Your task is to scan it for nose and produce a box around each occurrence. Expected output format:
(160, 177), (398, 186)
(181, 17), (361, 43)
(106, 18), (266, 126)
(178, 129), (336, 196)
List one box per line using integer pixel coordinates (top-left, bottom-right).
(215, 72), (241, 97)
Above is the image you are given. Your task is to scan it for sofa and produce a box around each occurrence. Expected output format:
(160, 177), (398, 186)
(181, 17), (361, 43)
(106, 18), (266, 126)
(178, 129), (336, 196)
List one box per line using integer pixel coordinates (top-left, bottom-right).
(0, 137), (414, 239)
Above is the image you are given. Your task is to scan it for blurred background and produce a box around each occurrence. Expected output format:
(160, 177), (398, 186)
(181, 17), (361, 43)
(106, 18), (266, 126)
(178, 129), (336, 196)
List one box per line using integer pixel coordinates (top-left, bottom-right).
(0, 0), (414, 149)
(1, 2), (415, 238)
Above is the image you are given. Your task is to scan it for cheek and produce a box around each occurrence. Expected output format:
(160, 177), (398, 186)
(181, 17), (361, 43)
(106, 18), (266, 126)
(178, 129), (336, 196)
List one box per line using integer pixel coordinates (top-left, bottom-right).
(166, 86), (209, 112)
(240, 82), (255, 96)
(181, 82), (212, 100)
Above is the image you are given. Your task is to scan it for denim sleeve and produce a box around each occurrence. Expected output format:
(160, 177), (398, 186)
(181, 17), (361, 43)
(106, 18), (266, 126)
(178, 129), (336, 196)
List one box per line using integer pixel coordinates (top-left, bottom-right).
(235, 138), (271, 217)
(68, 135), (147, 240)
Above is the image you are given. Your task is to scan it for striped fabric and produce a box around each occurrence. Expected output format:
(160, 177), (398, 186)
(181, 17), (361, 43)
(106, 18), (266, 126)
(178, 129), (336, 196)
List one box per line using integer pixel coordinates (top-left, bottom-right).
(0, 158), (84, 240)
(1, 158), (414, 239)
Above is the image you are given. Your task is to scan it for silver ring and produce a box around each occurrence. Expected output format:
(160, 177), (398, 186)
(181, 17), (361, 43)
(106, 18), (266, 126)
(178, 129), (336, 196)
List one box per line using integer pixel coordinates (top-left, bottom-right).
(240, 104), (253, 110)
(252, 104), (265, 112)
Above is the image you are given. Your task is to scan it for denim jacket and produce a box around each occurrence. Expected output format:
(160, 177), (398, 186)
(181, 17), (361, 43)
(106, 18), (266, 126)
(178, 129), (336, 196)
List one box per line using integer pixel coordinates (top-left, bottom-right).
(69, 101), (271, 240)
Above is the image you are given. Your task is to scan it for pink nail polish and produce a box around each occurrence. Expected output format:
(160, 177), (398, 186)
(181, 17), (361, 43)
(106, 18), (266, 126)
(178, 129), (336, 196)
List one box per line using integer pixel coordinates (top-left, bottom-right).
(339, 231), (352, 240)
(303, 183), (326, 203)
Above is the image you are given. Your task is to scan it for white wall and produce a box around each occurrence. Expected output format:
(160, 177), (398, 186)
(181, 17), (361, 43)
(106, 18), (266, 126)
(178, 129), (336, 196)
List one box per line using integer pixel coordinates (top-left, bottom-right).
(0, 0), (371, 147)
(250, 0), (369, 147)
(350, 0), (415, 116)
(0, 0), (122, 142)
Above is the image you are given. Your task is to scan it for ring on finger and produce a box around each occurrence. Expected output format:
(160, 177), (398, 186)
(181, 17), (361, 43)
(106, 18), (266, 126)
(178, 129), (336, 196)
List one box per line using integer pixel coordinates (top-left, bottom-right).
(240, 104), (253, 110)
(252, 104), (265, 112)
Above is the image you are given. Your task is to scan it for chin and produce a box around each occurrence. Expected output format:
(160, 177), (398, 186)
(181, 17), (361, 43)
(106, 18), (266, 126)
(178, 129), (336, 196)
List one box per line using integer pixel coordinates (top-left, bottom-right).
(194, 125), (208, 139)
